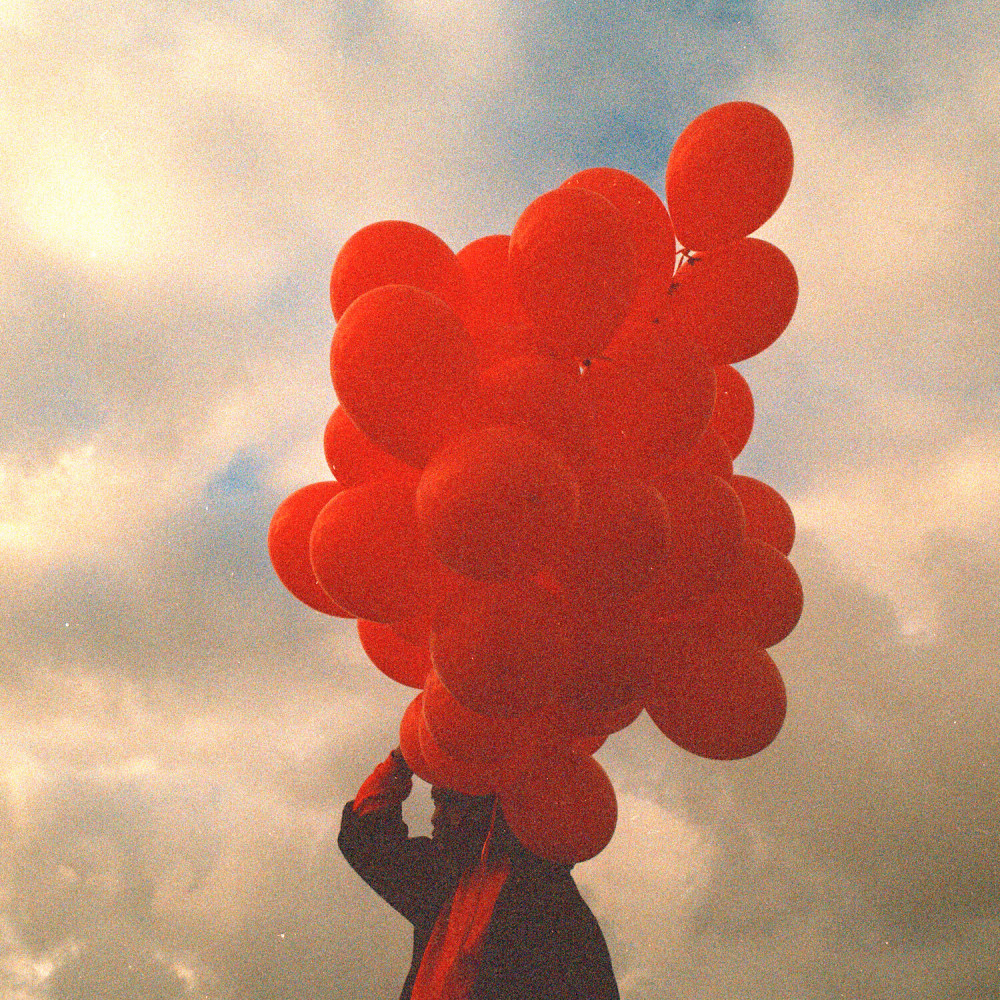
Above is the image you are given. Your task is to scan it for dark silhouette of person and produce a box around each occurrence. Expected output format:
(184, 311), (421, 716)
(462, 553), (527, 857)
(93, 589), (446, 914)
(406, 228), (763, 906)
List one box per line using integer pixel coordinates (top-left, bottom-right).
(339, 748), (620, 1000)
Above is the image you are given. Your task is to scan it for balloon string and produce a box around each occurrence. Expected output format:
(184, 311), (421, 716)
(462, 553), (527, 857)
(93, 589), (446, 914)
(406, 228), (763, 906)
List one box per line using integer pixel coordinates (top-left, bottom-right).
(670, 247), (699, 293)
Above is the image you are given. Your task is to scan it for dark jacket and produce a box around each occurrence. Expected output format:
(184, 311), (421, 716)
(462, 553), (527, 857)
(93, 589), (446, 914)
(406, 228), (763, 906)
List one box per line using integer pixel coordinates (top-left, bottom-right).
(338, 800), (620, 1000)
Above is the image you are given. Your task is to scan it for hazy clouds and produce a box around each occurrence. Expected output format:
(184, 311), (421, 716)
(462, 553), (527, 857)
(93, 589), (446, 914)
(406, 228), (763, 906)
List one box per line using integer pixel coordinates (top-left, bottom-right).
(2, 1), (998, 997)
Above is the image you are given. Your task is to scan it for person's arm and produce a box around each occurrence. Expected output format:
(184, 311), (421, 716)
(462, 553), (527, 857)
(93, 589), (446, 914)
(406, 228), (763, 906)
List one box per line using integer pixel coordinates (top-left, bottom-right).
(338, 749), (453, 928)
(352, 747), (413, 817)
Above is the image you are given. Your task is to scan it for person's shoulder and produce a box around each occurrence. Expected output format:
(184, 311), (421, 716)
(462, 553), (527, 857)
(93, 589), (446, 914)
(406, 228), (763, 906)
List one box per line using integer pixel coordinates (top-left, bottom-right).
(509, 853), (581, 889)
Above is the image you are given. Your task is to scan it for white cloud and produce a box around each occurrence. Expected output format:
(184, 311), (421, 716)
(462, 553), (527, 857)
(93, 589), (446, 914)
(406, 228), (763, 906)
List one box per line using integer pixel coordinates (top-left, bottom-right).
(739, 10), (1000, 632)
(385, 0), (518, 81)
(577, 790), (713, 991)
(0, 0), (42, 33)
(3, 1), (1000, 998)
(0, 45), (197, 284)
(793, 434), (1000, 631)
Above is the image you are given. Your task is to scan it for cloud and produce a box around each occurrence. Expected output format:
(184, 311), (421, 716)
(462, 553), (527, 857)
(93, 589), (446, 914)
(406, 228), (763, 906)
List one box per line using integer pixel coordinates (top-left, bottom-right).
(0, 658), (415, 998)
(3, 1), (1000, 998)
(0, 0), (530, 594)
(734, 3), (1000, 633)
(578, 526), (1000, 998)
(575, 790), (713, 992)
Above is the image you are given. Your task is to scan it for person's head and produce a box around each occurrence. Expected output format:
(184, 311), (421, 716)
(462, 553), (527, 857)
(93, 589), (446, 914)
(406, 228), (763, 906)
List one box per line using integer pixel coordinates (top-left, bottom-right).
(430, 786), (495, 860)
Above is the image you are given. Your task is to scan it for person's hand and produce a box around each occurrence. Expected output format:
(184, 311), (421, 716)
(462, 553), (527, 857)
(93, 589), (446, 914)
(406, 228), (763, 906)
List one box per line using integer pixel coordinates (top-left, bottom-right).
(353, 749), (413, 815)
(390, 746), (413, 776)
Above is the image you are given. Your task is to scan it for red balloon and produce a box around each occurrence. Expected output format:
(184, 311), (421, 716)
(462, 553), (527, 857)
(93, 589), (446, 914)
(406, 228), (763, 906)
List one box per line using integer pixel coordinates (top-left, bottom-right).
(543, 697), (644, 741)
(331, 284), (479, 467)
(696, 539), (803, 648)
(422, 668), (529, 767)
(357, 619), (431, 688)
(710, 365), (754, 459)
(433, 570), (653, 725)
(732, 475), (796, 555)
(417, 714), (498, 795)
(478, 353), (594, 468)
(561, 167), (675, 292)
(267, 482), (352, 617)
(388, 611), (435, 647)
(667, 238), (798, 366)
(430, 579), (566, 719)
(455, 235), (534, 363)
(546, 596), (653, 717)
(309, 477), (440, 623)
(584, 327), (716, 478)
(659, 426), (733, 484)
(399, 692), (434, 782)
(323, 406), (417, 488)
(641, 474), (747, 613)
(571, 734), (607, 755)
(646, 621), (786, 760)
(666, 101), (793, 251)
(550, 469), (671, 597)
(329, 219), (466, 320)
(509, 186), (638, 358)
(415, 426), (579, 580)
(500, 749), (617, 864)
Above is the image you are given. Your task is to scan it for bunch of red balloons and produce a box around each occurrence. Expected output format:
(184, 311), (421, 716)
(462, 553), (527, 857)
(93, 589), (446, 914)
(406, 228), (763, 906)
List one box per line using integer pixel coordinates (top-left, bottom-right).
(268, 102), (803, 865)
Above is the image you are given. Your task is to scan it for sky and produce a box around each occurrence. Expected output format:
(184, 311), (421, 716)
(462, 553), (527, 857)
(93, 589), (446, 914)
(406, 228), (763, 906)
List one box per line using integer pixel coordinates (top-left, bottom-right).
(2, 0), (999, 997)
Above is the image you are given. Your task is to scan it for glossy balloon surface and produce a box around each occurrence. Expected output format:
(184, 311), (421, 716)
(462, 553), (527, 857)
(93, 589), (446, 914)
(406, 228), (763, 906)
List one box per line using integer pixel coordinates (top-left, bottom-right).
(666, 101), (793, 251)
(267, 482), (352, 617)
(330, 219), (465, 319)
(331, 284), (479, 467)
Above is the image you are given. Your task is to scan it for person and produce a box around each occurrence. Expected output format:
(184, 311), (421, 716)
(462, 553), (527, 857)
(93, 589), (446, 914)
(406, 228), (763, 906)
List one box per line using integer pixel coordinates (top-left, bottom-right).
(338, 747), (620, 1000)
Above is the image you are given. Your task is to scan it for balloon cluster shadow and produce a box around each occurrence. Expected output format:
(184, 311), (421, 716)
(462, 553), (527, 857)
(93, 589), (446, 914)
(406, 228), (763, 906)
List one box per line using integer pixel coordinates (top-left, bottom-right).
(268, 102), (803, 865)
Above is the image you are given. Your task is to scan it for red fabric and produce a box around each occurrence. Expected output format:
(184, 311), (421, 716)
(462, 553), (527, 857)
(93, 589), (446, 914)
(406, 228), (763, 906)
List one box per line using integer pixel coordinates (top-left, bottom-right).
(410, 850), (512, 1000)
(353, 752), (413, 817)
(338, 795), (622, 999)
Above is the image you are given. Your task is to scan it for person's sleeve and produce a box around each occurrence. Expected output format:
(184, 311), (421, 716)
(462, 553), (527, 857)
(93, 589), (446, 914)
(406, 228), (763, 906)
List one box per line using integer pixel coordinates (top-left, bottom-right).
(352, 748), (413, 817)
(337, 752), (452, 929)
